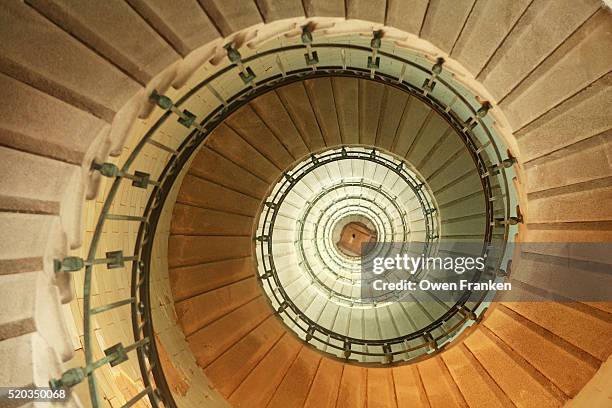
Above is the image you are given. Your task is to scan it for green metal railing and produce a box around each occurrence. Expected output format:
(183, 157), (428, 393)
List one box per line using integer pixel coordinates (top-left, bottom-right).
(49, 28), (519, 406)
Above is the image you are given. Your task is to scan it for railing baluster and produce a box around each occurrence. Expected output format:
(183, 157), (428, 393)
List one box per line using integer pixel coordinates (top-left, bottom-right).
(225, 43), (256, 85)
(55, 251), (138, 273)
(121, 387), (152, 408)
(92, 162), (160, 188)
(146, 138), (178, 155)
(422, 57), (444, 95)
(149, 91), (204, 131)
(91, 297), (135, 315)
(302, 24), (318, 69)
(50, 338), (150, 390)
(368, 30), (383, 78)
(106, 214), (147, 222)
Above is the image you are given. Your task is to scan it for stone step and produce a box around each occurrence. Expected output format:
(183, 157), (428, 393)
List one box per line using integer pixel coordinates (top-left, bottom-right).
(0, 333), (61, 389)
(526, 179), (612, 223)
(0, 147), (83, 248)
(521, 223), (612, 244)
(477, 0), (600, 101)
(168, 235), (252, 268)
(276, 82), (327, 152)
(256, 0), (304, 21)
(391, 98), (432, 158)
(367, 368), (397, 408)
(176, 175), (260, 217)
(441, 215), (486, 236)
(434, 171), (483, 205)
(451, 0), (532, 76)
(524, 130), (612, 194)
(336, 365), (367, 408)
(0, 213), (72, 302)
(386, 0), (428, 35)
(419, 135), (465, 180)
(0, 271), (73, 362)
(517, 72), (611, 164)
(170, 204), (253, 236)
(267, 346), (321, 408)
(358, 79), (386, 146)
(347, 0), (385, 23)
(0, 72), (109, 166)
(392, 365), (429, 407)
(464, 328), (567, 407)
(501, 300), (612, 362)
(169, 257), (255, 302)
(249, 93), (309, 160)
(439, 192), (486, 219)
(227, 334), (301, 407)
(441, 343), (514, 408)
(187, 146), (269, 199)
(188, 296), (272, 367)
(417, 356), (467, 407)
(25, 0), (180, 85)
(225, 105), (295, 170)
(203, 316), (285, 398)
(0, 2), (140, 123)
(376, 86), (410, 152)
(420, 0), (477, 54)
(123, 0), (219, 57)
(427, 152), (478, 192)
(196, 0), (262, 37)
(304, 78), (342, 148)
(405, 113), (451, 168)
(500, 8), (612, 130)
(331, 77), (360, 146)
(303, 358), (344, 408)
(174, 276), (260, 336)
(206, 123), (281, 184)
(484, 306), (598, 397)
(302, 0), (343, 17)
(508, 250), (612, 303)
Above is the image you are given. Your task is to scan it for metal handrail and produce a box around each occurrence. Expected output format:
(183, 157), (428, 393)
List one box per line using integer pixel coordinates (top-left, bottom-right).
(49, 38), (518, 406)
(255, 149), (493, 361)
(259, 148), (438, 306)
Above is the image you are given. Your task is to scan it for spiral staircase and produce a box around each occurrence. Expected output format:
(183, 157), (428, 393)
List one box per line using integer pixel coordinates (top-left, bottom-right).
(0, 1), (611, 408)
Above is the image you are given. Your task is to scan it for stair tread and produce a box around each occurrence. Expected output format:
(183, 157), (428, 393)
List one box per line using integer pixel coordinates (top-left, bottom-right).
(367, 368), (398, 408)
(336, 364), (367, 408)
(304, 358), (344, 408)
(249, 92), (309, 159)
(484, 306), (597, 397)
(174, 276), (259, 336)
(188, 296), (272, 367)
(304, 78), (342, 147)
(177, 174), (260, 217)
(267, 346), (321, 408)
(188, 147), (269, 199)
(168, 234), (251, 268)
(464, 328), (566, 407)
(442, 343), (514, 408)
(170, 257), (254, 302)
(204, 315), (285, 398)
(228, 334), (301, 407)
(417, 356), (467, 408)
(501, 301), (612, 361)
(225, 105), (295, 170)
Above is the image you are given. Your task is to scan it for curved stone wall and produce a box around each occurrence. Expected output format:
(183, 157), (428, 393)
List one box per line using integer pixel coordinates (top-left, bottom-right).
(0, 1), (610, 407)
